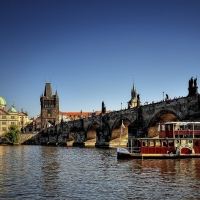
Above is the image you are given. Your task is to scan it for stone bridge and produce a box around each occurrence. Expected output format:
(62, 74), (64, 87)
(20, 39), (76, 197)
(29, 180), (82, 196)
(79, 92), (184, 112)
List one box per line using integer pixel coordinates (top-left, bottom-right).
(29, 93), (200, 147)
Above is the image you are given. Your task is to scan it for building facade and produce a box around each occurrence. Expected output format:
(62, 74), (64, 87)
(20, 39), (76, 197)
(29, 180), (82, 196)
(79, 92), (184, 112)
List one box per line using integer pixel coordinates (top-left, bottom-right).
(0, 97), (19, 136)
(0, 96), (34, 136)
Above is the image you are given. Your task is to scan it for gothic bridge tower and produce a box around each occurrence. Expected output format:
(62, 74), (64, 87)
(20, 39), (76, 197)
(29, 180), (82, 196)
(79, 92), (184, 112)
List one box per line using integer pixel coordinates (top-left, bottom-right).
(40, 83), (59, 129)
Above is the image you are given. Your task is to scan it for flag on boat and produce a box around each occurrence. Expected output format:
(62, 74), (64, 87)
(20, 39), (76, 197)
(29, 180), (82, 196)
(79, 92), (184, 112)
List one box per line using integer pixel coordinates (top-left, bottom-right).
(121, 121), (125, 129)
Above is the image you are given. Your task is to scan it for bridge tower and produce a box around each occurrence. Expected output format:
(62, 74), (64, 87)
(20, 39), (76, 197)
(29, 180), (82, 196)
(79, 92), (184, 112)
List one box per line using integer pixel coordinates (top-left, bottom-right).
(40, 82), (59, 129)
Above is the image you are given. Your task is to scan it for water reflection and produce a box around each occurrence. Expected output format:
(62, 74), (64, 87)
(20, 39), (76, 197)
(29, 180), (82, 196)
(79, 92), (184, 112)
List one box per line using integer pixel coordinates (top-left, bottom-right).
(0, 146), (200, 199)
(39, 147), (61, 198)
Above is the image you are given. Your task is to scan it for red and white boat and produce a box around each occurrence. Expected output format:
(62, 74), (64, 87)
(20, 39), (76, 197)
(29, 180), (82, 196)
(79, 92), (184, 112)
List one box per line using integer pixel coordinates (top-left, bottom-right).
(117, 121), (200, 159)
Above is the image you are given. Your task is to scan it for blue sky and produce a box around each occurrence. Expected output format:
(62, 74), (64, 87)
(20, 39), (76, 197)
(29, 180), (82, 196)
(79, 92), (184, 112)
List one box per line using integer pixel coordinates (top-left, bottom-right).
(0, 0), (200, 118)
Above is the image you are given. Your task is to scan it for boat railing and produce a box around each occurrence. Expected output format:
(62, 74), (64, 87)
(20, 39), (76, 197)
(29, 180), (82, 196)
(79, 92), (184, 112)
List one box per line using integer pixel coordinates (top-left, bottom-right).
(128, 146), (141, 154)
(174, 130), (200, 138)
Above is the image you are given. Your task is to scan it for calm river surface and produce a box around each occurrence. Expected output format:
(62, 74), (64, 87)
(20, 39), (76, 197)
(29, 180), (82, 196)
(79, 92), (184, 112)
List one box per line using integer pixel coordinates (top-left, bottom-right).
(0, 146), (200, 200)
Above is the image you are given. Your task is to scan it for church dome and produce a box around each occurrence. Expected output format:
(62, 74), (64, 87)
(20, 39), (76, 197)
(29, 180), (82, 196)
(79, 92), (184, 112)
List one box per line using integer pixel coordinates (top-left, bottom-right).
(0, 96), (6, 105)
(8, 105), (17, 112)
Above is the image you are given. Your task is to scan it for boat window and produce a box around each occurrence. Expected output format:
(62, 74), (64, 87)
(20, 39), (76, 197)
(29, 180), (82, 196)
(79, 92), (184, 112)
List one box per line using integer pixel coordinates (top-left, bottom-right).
(142, 140), (147, 146)
(169, 141), (174, 146)
(155, 140), (160, 147)
(163, 140), (167, 146)
(150, 140), (154, 147)
(176, 140), (180, 144)
(167, 125), (172, 131)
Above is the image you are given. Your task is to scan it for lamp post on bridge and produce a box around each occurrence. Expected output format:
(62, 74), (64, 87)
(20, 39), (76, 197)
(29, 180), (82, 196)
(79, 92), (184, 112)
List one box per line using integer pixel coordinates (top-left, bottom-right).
(163, 92), (164, 101)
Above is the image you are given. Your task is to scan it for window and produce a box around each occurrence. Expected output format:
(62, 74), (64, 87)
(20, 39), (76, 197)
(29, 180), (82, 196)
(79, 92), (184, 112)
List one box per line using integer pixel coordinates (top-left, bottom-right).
(150, 140), (154, 147)
(161, 125), (165, 131)
(169, 140), (174, 146)
(163, 140), (167, 146)
(2, 122), (6, 125)
(155, 140), (161, 147)
(143, 140), (147, 146)
(2, 115), (6, 119)
(2, 127), (6, 131)
(11, 122), (15, 125)
(48, 110), (51, 117)
(11, 116), (15, 119)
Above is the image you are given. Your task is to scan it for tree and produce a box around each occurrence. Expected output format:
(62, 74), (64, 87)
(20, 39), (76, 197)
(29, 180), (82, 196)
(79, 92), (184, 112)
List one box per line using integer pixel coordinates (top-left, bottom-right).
(5, 124), (20, 144)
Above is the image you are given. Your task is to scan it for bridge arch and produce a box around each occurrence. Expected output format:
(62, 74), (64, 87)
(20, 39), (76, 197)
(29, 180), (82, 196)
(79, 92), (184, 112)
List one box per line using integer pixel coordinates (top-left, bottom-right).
(86, 121), (100, 132)
(110, 116), (131, 132)
(147, 109), (181, 137)
(109, 117), (131, 141)
(85, 121), (100, 141)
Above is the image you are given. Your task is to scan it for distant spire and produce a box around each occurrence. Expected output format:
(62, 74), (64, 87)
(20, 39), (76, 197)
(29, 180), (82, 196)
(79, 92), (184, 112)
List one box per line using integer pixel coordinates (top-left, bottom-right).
(55, 90), (58, 97)
(131, 79), (136, 98)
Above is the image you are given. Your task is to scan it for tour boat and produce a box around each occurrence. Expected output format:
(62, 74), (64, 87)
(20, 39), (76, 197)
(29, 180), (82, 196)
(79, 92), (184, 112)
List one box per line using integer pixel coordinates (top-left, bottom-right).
(117, 121), (200, 159)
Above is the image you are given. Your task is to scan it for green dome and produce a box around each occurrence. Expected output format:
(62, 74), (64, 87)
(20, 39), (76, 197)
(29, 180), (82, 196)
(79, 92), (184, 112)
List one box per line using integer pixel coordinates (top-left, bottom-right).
(0, 96), (6, 105)
(8, 105), (17, 112)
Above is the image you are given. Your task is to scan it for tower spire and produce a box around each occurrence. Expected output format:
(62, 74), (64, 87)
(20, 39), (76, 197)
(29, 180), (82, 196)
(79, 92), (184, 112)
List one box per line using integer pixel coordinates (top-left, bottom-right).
(131, 78), (136, 98)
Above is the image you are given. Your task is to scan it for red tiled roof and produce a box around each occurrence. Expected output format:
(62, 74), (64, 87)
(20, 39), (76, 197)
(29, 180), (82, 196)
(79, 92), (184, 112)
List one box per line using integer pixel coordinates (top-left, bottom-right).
(59, 111), (100, 117)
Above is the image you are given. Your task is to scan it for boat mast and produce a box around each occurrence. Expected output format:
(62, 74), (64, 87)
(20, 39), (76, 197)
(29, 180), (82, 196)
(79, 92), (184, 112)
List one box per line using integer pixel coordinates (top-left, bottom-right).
(193, 122), (194, 139)
(119, 120), (123, 147)
(118, 103), (123, 147)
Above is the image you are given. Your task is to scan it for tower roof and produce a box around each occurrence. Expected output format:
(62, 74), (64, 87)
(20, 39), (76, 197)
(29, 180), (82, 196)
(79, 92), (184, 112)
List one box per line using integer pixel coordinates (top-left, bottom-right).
(131, 80), (136, 99)
(0, 96), (6, 105)
(8, 104), (17, 112)
(44, 83), (52, 97)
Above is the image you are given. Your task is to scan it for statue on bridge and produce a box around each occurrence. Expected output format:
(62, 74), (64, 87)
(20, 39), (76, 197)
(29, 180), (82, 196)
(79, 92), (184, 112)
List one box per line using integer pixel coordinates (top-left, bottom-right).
(102, 101), (106, 114)
(189, 77), (194, 88)
(137, 94), (140, 101)
(194, 77), (197, 87)
(137, 94), (140, 107)
(188, 76), (198, 96)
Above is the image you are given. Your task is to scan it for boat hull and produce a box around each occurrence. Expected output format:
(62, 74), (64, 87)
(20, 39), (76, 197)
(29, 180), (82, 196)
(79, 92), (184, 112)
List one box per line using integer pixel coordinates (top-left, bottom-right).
(117, 151), (200, 159)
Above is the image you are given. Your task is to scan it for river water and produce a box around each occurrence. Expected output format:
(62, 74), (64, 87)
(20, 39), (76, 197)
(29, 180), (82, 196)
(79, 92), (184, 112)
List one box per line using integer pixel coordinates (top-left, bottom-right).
(0, 146), (200, 200)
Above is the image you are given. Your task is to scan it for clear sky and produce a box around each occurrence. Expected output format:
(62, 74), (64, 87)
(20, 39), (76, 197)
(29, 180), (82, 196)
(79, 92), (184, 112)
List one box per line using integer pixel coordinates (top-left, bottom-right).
(0, 0), (200, 118)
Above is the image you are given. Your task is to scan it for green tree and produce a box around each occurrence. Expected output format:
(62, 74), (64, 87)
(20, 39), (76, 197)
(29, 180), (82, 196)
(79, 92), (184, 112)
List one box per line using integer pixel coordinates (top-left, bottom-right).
(5, 124), (20, 144)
